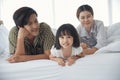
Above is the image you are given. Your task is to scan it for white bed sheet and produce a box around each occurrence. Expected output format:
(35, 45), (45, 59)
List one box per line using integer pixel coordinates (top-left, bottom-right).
(0, 53), (120, 80)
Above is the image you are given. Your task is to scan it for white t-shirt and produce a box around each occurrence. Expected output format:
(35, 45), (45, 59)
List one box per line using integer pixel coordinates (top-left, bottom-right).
(51, 46), (83, 59)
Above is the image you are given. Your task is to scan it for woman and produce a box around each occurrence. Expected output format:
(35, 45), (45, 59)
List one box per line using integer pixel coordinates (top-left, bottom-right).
(76, 4), (107, 55)
(7, 7), (55, 63)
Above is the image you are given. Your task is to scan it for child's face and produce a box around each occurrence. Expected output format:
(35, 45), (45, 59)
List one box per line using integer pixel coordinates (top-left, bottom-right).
(59, 35), (73, 48)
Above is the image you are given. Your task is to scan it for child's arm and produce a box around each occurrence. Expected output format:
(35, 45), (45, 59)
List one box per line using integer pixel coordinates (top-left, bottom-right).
(49, 55), (65, 66)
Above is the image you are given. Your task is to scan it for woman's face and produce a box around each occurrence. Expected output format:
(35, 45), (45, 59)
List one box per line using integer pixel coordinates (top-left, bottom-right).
(59, 34), (73, 49)
(24, 14), (39, 37)
(78, 11), (93, 28)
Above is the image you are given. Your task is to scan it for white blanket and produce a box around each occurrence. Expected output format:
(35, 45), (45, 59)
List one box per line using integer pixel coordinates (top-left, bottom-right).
(107, 22), (120, 43)
(0, 24), (9, 55)
(0, 53), (120, 80)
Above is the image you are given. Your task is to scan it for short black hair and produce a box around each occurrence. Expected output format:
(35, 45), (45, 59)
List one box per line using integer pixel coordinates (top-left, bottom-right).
(76, 4), (94, 19)
(13, 6), (38, 27)
(55, 23), (80, 49)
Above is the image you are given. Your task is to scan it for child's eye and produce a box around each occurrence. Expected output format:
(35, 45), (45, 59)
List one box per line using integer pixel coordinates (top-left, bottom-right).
(67, 36), (72, 38)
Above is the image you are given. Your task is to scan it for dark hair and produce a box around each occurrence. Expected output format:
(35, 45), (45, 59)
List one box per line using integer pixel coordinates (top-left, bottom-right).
(76, 4), (94, 19)
(55, 23), (80, 49)
(13, 7), (38, 27)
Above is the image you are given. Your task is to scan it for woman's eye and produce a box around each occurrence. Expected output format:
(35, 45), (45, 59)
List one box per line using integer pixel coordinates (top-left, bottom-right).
(80, 17), (85, 19)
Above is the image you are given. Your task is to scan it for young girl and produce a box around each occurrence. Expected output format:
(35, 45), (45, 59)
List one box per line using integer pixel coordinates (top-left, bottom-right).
(49, 23), (84, 66)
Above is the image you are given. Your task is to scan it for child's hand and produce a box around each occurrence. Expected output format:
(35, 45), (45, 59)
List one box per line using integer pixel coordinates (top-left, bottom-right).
(57, 58), (65, 66)
(67, 56), (76, 66)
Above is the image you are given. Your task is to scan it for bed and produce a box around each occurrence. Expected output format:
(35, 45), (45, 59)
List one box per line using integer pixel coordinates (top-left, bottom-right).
(0, 53), (120, 80)
(0, 22), (120, 80)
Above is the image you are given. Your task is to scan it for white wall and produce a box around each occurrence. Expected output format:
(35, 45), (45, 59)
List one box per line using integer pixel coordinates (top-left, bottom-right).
(0, 0), (54, 31)
(54, 0), (109, 28)
(0, 0), (119, 31)
(111, 0), (120, 24)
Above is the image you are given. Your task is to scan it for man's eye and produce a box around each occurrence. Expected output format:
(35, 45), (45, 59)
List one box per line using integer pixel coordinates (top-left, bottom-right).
(35, 20), (38, 23)
(61, 36), (64, 38)
(28, 23), (32, 25)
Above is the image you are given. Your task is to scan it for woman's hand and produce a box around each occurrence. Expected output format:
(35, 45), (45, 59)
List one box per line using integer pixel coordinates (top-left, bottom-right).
(80, 42), (88, 49)
(82, 47), (98, 55)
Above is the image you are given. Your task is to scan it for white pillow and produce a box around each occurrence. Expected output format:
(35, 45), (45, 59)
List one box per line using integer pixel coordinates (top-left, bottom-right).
(0, 24), (9, 54)
(51, 28), (57, 36)
(95, 41), (120, 54)
(95, 22), (120, 54)
(107, 22), (120, 43)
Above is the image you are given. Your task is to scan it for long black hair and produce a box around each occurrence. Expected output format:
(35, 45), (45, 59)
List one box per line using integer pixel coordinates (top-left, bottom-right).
(55, 23), (80, 49)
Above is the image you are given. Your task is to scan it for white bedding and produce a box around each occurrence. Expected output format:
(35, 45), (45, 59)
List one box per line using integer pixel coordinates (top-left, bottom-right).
(0, 23), (120, 80)
(0, 24), (9, 54)
(94, 22), (120, 54)
(0, 53), (120, 80)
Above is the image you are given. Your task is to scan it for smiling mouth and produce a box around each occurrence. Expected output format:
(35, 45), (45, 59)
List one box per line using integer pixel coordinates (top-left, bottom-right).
(63, 43), (69, 46)
(85, 23), (90, 24)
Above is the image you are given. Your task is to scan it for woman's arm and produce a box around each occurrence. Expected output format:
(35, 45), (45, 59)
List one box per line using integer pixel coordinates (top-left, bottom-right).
(83, 47), (98, 55)
(95, 21), (107, 49)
